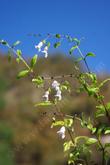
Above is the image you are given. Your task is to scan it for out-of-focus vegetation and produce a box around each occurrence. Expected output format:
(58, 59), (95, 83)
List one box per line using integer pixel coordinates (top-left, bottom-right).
(0, 53), (110, 165)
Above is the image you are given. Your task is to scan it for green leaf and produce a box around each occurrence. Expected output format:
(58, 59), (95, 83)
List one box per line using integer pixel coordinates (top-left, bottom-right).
(51, 120), (64, 128)
(91, 127), (97, 134)
(76, 57), (84, 62)
(32, 76), (44, 87)
(68, 153), (75, 165)
(85, 73), (97, 84)
(105, 143), (110, 148)
(30, 54), (38, 68)
(75, 136), (97, 145)
(64, 118), (73, 127)
(68, 160), (74, 165)
(16, 50), (22, 63)
(87, 87), (99, 96)
(12, 40), (21, 47)
(55, 34), (61, 38)
(86, 138), (97, 145)
(104, 151), (110, 161)
(106, 102), (110, 111)
(87, 123), (93, 130)
(54, 42), (61, 48)
(99, 78), (110, 89)
(95, 109), (105, 118)
(0, 40), (8, 45)
(65, 35), (73, 42)
(16, 58), (20, 64)
(104, 127), (110, 134)
(85, 52), (95, 58)
(75, 136), (88, 144)
(16, 49), (22, 56)
(17, 70), (29, 79)
(69, 45), (77, 55)
(60, 81), (70, 92)
(97, 124), (106, 135)
(72, 38), (80, 46)
(63, 141), (74, 152)
(95, 105), (105, 118)
(34, 101), (52, 107)
(81, 113), (87, 128)
(46, 42), (50, 48)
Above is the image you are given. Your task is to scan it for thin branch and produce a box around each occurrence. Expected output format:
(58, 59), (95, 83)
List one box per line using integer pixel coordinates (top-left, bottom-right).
(7, 44), (30, 70)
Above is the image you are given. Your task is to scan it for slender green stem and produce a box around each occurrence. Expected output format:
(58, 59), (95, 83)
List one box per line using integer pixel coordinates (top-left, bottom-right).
(100, 97), (110, 123)
(67, 128), (74, 144)
(97, 135), (105, 165)
(77, 46), (91, 73)
(7, 44), (30, 70)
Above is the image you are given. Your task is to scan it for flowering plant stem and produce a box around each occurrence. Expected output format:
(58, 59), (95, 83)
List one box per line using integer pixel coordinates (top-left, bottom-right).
(1, 34), (110, 165)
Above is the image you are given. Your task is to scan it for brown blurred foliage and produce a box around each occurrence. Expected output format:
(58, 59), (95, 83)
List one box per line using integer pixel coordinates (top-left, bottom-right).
(0, 53), (110, 165)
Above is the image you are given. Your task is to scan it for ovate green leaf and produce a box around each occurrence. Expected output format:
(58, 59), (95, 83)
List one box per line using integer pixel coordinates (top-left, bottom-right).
(104, 127), (110, 134)
(55, 34), (61, 38)
(85, 52), (95, 57)
(32, 76), (44, 87)
(34, 101), (52, 107)
(64, 118), (73, 127)
(51, 120), (64, 127)
(16, 49), (22, 56)
(0, 40), (8, 45)
(54, 42), (61, 48)
(63, 141), (74, 152)
(17, 70), (29, 79)
(12, 40), (21, 47)
(72, 38), (80, 46)
(86, 138), (97, 145)
(30, 54), (38, 68)
(69, 45), (77, 55)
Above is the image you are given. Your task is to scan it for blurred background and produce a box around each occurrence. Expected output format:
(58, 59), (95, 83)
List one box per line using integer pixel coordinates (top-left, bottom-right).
(0, 0), (110, 164)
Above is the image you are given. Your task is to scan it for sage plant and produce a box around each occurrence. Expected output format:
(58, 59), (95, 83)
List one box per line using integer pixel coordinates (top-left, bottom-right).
(0, 34), (110, 165)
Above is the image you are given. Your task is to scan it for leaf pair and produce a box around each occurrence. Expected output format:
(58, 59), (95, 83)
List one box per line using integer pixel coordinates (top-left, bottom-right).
(17, 54), (38, 79)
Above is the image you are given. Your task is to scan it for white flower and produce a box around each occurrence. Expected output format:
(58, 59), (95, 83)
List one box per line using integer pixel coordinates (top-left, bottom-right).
(42, 50), (48, 58)
(54, 86), (60, 91)
(44, 46), (48, 51)
(35, 41), (43, 52)
(51, 80), (62, 100)
(57, 126), (66, 139)
(42, 46), (48, 58)
(55, 89), (62, 100)
(43, 91), (49, 101)
(52, 80), (60, 88)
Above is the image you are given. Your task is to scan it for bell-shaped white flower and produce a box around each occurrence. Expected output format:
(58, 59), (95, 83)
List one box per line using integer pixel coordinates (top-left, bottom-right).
(52, 80), (60, 88)
(51, 80), (62, 100)
(57, 126), (66, 139)
(42, 46), (48, 58)
(55, 89), (62, 100)
(42, 50), (48, 58)
(44, 46), (48, 51)
(43, 91), (49, 101)
(35, 41), (43, 52)
(54, 86), (60, 91)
